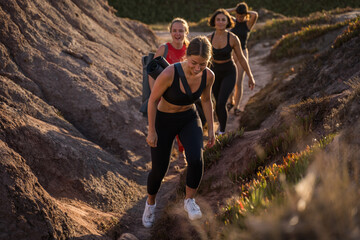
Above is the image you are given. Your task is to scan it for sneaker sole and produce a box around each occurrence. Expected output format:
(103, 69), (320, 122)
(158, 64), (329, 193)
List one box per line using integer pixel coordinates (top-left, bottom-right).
(142, 221), (153, 228)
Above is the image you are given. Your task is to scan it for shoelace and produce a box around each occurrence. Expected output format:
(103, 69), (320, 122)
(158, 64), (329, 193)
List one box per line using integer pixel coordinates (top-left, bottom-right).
(145, 206), (155, 220)
(188, 199), (200, 211)
(145, 212), (154, 220)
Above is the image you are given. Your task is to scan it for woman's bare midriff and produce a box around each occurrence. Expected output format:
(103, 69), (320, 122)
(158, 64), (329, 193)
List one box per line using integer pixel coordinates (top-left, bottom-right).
(212, 58), (233, 64)
(157, 97), (194, 113)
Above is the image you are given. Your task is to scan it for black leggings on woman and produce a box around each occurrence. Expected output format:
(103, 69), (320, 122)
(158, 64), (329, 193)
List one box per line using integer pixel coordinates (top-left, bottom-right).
(147, 108), (204, 195)
(211, 61), (237, 132)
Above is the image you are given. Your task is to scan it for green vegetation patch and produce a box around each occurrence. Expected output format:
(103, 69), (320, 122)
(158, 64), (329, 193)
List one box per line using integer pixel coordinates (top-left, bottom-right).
(251, 8), (353, 41)
(270, 18), (354, 60)
(245, 0), (359, 18)
(108, 0), (238, 24)
(333, 16), (360, 48)
(221, 134), (335, 230)
(221, 131), (360, 239)
(108, 0), (360, 24)
(204, 128), (244, 170)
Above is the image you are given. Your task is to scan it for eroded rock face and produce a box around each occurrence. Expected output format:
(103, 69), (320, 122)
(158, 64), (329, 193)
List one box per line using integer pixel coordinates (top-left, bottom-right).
(0, 0), (157, 238)
(0, 140), (75, 239)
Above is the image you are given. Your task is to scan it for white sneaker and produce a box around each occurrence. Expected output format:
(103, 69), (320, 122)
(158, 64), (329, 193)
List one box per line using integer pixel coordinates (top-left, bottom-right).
(142, 201), (156, 228)
(184, 198), (202, 220)
(216, 131), (225, 136)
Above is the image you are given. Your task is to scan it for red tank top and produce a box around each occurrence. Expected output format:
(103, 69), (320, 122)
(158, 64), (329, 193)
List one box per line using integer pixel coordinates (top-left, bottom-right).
(165, 42), (186, 64)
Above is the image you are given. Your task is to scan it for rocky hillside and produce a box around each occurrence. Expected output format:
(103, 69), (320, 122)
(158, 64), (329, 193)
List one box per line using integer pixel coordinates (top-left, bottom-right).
(1, 1), (359, 239)
(0, 0), (157, 239)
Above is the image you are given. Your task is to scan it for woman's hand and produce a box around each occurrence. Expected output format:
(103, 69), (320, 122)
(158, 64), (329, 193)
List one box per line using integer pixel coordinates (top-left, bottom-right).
(248, 75), (255, 90)
(146, 130), (158, 147)
(206, 130), (216, 148)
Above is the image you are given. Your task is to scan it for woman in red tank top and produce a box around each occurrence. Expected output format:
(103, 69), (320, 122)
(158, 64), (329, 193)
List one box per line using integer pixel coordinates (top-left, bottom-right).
(149, 18), (189, 89)
(148, 18), (190, 164)
(165, 41), (187, 64)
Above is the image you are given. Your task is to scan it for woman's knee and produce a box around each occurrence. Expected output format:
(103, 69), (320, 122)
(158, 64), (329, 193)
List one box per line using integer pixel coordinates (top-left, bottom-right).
(187, 153), (203, 169)
(216, 102), (226, 116)
(186, 159), (203, 188)
(217, 94), (228, 107)
(185, 146), (202, 162)
(148, 167), (166, 182)
(188, 155), (202, 165)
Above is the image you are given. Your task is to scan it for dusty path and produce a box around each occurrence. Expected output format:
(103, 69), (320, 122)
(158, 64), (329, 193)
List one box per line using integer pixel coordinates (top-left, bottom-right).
(118, 31), (273, 240)
(225, 40), (273, 132)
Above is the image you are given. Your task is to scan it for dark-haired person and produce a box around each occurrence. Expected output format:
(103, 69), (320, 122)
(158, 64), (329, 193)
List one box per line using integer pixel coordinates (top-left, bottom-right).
(226, 2), (258, 115)
(142, 36), (216, 228)
(149, 18), (190, 164)
(207, 9), (255, 135)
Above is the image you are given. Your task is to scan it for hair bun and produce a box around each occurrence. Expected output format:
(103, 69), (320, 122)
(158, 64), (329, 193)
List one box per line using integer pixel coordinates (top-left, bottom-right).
(236, 4), (247, 14)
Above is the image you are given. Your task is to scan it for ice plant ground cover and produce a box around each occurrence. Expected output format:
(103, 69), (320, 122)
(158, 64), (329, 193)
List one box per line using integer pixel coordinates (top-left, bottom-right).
(221, 134), (335, 228)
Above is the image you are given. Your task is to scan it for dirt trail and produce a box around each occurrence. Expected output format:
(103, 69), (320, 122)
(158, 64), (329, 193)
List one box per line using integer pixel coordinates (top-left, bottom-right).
(225, 40), (273, 132)
(117, 31), (274, 240)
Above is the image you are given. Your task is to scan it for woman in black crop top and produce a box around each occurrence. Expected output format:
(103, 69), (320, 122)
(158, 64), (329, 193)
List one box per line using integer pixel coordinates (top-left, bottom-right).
(207, 8), (255, 135)
(142, 36), (215, 228)
(226, 2), (258, 115)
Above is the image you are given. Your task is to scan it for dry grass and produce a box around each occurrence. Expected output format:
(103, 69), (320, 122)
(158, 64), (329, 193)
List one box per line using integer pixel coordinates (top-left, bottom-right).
(270, 18), (354, 60)
(224, 133), (360, 240)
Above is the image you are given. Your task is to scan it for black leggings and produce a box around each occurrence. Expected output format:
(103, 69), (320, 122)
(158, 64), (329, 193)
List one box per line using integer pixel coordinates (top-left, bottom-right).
(147, 108), (204, 195)
(211, 61), (237, 132)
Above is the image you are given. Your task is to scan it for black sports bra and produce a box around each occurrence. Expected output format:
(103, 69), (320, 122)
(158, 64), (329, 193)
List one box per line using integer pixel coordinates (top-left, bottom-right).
(211, 32), (232, 61)
(231, 21), (250, 50)
(162, 63), (207, 106)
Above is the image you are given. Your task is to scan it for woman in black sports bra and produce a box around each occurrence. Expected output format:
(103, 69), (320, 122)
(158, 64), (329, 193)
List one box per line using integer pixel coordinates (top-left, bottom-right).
(207, 8), (255, 135)
(226, 2), (258, 115)
(142, 36), (215, 228)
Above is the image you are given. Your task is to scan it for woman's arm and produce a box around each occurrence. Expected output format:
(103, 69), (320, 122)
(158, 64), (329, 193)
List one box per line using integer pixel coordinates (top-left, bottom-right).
(225, 7), (236, 13)
(146, 65), (173, 147)
(148, 44), (167, 90)
(247, 11), (258, 30)
(231, 34), (255, 90)
(201, 69), (215, 148)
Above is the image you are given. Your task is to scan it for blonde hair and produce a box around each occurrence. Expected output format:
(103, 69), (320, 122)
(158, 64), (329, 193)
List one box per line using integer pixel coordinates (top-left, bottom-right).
(168, 18), (190, 47)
